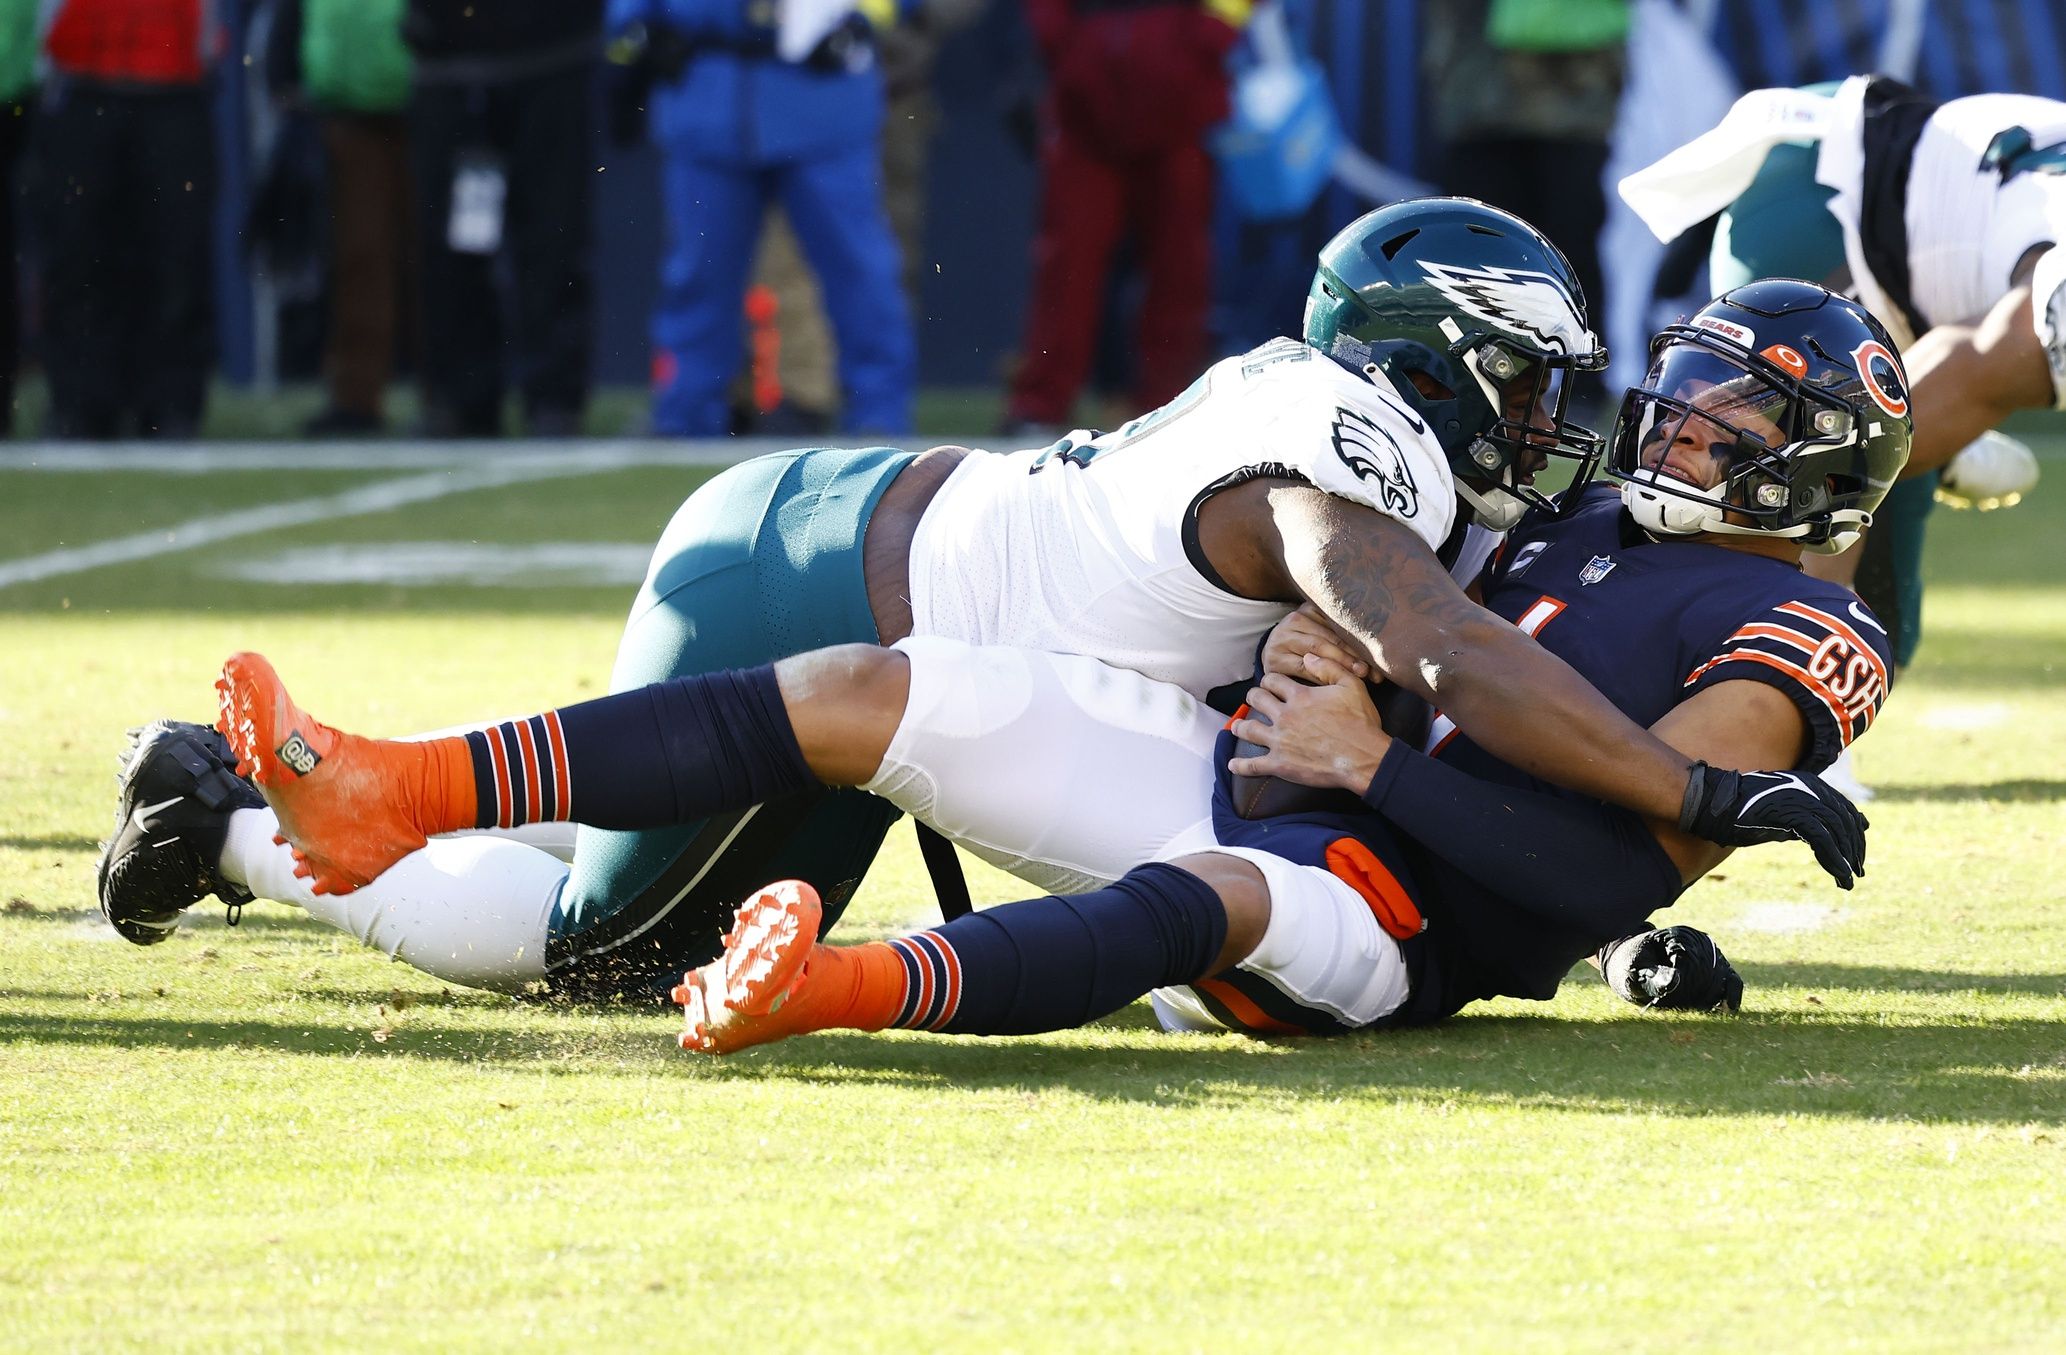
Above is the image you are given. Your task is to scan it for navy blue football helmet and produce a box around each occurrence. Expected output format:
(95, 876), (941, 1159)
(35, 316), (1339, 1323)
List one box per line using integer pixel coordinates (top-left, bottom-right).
(1612, 279), (1912, 554)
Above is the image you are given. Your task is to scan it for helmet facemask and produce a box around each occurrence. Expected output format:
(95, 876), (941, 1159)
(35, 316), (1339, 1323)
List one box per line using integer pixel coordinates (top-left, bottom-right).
(1446, 325), (1608, 530)
(1613, 327), (1872, 552)
(1332, 321), (1608, 531)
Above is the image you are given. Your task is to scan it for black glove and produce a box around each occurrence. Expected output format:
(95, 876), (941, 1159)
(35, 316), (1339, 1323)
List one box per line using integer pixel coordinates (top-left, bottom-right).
(1598, 926), (1743, 1013)
(1679, 761), (1867, 889)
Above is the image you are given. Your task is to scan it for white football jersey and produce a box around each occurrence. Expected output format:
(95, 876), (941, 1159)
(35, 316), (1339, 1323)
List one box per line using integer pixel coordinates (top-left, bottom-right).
(1808, 79), (2066, 345)
(1897, 93), (2066, 333)
(1620, 78), (2066, 349)
(907, 338), (1472, 699)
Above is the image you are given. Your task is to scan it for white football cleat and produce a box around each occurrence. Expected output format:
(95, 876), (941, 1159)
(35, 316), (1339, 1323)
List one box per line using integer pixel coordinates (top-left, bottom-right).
(1818, 747), (1875, 805)
(1937, 430), (2040, 510)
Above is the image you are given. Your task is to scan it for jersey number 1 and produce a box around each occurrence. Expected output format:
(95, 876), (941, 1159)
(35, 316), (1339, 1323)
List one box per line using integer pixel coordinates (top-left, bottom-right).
(1515, 595), (1567, 637)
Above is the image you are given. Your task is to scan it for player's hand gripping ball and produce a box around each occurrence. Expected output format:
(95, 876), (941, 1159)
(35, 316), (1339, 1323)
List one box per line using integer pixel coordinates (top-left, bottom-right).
(1258, 603), (1371, 684)
(1229, 607), (1390, 818)
(1227, 701), (1367, 819)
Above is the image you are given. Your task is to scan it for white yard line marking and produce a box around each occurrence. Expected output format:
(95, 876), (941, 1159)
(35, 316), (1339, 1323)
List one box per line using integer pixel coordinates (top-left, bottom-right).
(0, 460), (601, 589)
(1735, 901), (1840, 934)
(0, 437), (814, 474)
(1916, 701), (2013, 732)
(0, 435), (995, 589)
(207, 542), (654, 587)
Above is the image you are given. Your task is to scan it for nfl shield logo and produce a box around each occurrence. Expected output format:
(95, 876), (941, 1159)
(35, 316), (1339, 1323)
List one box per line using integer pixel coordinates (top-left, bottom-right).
(1579, 554), (1617, 586)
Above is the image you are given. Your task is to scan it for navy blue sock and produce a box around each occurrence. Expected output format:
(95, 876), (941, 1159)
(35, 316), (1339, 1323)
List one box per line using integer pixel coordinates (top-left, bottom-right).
(463, 665), (816, 829)
(883, 863), (1229, 1036)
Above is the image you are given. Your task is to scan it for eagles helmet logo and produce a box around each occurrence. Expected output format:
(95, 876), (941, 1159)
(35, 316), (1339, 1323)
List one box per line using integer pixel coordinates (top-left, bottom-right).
(1332, 407), (1420, 518)
(1421, 260), (1587, 354)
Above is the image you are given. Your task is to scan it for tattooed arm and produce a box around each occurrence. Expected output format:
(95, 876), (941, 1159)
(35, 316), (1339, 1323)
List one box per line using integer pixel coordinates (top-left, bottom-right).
(1263, 484), (1697, 821)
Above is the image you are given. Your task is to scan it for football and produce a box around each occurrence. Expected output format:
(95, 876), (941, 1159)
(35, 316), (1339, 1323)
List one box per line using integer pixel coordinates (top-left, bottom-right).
(1228, 679), (1430, 819)
(1227, 704), (1368, 820)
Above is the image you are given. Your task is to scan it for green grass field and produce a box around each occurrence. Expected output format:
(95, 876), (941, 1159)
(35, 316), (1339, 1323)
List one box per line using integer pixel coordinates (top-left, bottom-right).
(2, 434), (2063, 1352)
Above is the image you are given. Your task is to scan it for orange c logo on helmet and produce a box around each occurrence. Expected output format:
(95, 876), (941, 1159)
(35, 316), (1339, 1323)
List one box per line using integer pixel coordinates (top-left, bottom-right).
(1851, 339), (1909, 417)
(1762, 343), (1809, 379)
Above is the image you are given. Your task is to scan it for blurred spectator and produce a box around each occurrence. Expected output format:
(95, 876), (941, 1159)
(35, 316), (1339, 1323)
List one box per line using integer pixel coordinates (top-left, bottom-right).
(1597, 0), (1733, 401)
(608, 0), (915, 438)
(879, 1), (986, 293)
(1000, 0), (1247, 436)
(34, 0), (220, 439)
(268, 0), (419, 437)
(1423, 0), (1628, 400)
(0, 0), (32, 435)
(243, 101), (329, 383)
(405, 0), (601, 437)
(736, 0), (986, 434)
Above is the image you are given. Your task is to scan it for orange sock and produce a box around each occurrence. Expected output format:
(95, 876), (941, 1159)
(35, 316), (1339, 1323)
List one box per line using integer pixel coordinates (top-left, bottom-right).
(790, 941), (910, 1034)
(392, 735), (479, 838)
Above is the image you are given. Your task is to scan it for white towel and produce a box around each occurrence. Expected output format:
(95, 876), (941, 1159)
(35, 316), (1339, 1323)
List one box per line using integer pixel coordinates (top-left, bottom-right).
(1616, 85), (1841, 242)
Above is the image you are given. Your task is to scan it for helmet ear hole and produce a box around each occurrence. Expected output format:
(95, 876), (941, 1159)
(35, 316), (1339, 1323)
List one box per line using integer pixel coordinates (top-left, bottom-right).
(1823, 472), (1864, 504)
(1406, 369), (1455, 401)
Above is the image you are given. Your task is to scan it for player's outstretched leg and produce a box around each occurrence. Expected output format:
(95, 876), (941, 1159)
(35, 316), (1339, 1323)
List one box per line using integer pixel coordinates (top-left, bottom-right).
(216, 647), (885, 897)
(216, 652), (476, 895)
(96, 720), (265, 943)
(99, 713), (571, 989)
(673, 859), (1245, 1055)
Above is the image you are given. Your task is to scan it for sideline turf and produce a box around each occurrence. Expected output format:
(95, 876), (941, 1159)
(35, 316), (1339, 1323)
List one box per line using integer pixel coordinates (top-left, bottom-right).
(1, 451), (2062, 1352)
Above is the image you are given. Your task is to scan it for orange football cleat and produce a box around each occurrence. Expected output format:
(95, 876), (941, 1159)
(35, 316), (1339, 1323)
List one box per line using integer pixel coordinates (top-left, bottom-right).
(215, 651), (464, 895)
(675, 880), (828, 1055)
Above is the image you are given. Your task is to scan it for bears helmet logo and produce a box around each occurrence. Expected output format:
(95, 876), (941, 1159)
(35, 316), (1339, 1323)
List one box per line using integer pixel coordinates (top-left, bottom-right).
(1851, 339), (1909, 418)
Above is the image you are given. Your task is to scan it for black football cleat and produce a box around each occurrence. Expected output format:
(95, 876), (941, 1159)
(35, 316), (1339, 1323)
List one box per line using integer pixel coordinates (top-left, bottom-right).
(96, 720), (264, 945)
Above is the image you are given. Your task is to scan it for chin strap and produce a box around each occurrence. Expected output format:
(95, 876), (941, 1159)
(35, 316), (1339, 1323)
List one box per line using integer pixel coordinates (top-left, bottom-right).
(1623, 474), (1874, 553)
(1620, 472), (1728, 537)
(1457, 474), (1527, 530)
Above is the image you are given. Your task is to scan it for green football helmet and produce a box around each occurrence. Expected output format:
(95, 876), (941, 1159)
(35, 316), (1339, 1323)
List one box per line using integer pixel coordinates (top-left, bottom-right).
(1304, 197), (1609, 529)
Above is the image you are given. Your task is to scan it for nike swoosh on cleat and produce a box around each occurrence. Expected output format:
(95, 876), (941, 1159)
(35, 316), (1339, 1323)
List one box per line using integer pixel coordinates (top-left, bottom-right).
(131, 797), (184, 835)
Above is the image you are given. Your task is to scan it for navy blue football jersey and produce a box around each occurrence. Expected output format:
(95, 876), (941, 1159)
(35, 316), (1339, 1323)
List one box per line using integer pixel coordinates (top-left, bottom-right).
(1208, 483), (1894, 1028)
(1434, 484), (1894, 778)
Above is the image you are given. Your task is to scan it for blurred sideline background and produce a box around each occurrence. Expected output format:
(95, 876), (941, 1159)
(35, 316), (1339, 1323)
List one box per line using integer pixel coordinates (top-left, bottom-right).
(2, 0), (2063, 442)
